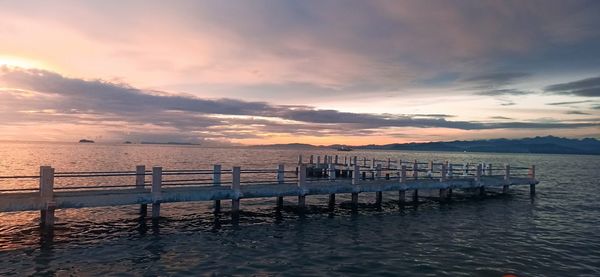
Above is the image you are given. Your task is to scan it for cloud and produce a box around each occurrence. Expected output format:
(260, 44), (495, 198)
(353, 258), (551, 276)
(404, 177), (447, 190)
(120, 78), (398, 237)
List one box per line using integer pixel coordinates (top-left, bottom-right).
(546, 100), (595, 105)
(566, 111), (591, 115)
(1, 67), (599, 143)
(476, 88), (532, 96)
(463, 72), (532, 87)
(544, 76), (600, 97)
(490, 116), (513, 120)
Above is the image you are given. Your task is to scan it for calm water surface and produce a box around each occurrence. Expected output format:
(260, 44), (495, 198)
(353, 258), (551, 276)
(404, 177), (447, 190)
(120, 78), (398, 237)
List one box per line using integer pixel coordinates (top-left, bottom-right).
(0, 142), (599, 276)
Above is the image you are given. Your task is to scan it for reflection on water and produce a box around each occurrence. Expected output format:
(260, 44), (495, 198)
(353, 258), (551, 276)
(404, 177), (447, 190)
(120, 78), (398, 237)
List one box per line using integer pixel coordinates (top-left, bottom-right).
(0, 142), (600, 276)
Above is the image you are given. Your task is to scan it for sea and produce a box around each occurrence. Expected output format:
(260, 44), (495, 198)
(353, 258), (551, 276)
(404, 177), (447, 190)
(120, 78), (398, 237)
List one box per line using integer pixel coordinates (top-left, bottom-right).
(0, 141), (599, 276)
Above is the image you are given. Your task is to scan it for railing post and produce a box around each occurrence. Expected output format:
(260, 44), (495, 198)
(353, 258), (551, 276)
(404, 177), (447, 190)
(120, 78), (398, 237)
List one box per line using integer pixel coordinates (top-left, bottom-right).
(427, 161), (434, 179)
(399, 165), (407, 205)
(309, 155), (314, 165)
(277, 164), (285, 208)
(352, 164), (360, 208)
(151, 166), (162, 219)
(39, 166), (55, 228)
(503, 164), (510, 193)
(328, 163), (336, 209)
(371, 158), (376, 169)
(439, 161), (449, 200)
(529, 165), (536, 196)
(487, 163), (493, 176)
(476, 164), (484, 196)
(334, 155), (338, 165)
(316, 155), (321, 169)
(298, 164), (307, 209)
(298, 155), (303, 165)
(387, 158), (391, 169)
(412, 160), (419, 204)
(232, 166), (241, 213)
(375, 164), (382, 205)
(213, 164), (222, 213)
(136, 165), (147, 216)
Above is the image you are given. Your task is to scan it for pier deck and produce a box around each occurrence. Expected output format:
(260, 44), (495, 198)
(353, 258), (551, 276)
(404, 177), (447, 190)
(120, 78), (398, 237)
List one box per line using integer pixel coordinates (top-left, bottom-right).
(0, 154), (538, 228)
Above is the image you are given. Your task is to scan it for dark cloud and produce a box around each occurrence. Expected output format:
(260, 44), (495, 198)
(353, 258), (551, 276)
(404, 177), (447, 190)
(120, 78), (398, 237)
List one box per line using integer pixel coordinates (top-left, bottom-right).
(546, 100), (594, 106)
(490, 116), (513, 120)
(544, 76), (600, 97)
(566, 111), (591, 115)
(476, 89), (532, 96)
(463, 72), (532, 87)
(1, 67), (598, 142)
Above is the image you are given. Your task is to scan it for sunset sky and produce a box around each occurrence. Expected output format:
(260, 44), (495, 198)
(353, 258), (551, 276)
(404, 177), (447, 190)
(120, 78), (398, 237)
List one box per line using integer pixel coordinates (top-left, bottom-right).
(0, 0), (599, 145)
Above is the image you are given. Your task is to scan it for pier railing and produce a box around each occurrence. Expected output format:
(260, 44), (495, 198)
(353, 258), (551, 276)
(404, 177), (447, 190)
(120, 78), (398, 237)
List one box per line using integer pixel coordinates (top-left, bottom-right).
(0, 154), (538, 228)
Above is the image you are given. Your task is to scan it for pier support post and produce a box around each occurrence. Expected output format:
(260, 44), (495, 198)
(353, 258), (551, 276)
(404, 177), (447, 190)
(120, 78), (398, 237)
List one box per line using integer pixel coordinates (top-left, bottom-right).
(39, 166), (55, 228)
(476, 164), (484, 196)
(503, 164), (510, 193)
(298, 155), (303, 165)
(213, 164), (222, 213)
(439, 162), (449, 200)
(328, 163), (336, 209)
(529, 165), (536, 197)
(375, 164), (382, 206)
(277, 164), (285, 209)
(334, 155), (338, 165)
(151, 166), (162, 219)
(232, 166), (241, 213)
(298, 164), (307, 209)
(399, 165), (407, 206)
(351, 164), (360, 209)
(448, 162), (453, 197)
(309, 155), (314, 165)
(135, 165), (147, 216)
(412, 160), (419, 204)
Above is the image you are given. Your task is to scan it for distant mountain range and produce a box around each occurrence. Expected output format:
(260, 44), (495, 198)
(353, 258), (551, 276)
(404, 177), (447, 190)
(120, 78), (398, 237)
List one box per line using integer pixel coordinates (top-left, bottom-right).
(252, 136), (600, 155)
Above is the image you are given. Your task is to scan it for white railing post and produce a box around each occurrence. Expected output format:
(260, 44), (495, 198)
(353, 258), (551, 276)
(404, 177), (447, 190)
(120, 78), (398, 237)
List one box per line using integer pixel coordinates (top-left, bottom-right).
(529, 165), (536, 196)
(375, 163), (383, 205)
(39, 166), (55, 228)
(213, 164), (222, 213)
(277, 164), (285, 208)
(503, 164), (510, 193)
(328, 163), (336, 209)
(232, 166), (241, 213)
(151, 166), (162, 219)
(136, 165), (147, 216)
(399, 165), (407, 205)
(476, 164), (484, 196)
(412, 160), (419, 203)
(297, 164), (307, 208)
(352, 164), (360, 208)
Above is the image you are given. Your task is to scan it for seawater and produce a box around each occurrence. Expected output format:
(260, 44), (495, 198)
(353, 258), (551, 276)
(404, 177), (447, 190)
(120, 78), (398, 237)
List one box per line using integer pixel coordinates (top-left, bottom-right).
(0, 142), (599, 276)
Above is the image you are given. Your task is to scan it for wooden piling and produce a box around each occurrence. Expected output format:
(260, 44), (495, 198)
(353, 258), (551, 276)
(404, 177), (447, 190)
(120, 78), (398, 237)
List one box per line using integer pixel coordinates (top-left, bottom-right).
(39, 166), (55, 228)
(476, 164), (484, 196)
(351, 164), (360, 208)
(309, 155), (314, 165)
(375, 164), (382, 205)
(151, 166), (162, 219)
(298, 154), (303, 165)
(297, 164), (307, 209)
(399, 165), (407, 205)
(529, 165), (536, 196)
(503, 164), (510, 193)
(276, 164), (285, 208)
(232, 166), (241, 213)
(412, 160), (419, 203)
(328, 163), (336, 209)
(439, 162), (449, 200)
(213, 164), (222, 213)
(136, 165), (147, 216)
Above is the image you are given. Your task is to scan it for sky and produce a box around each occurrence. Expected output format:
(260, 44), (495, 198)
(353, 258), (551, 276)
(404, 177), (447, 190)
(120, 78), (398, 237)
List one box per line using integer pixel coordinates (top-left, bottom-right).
(0, 0), (599, 145)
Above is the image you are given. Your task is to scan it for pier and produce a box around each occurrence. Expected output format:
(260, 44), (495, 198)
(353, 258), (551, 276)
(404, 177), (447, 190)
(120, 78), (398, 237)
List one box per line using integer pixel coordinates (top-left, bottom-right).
(0, 155), (538, 228)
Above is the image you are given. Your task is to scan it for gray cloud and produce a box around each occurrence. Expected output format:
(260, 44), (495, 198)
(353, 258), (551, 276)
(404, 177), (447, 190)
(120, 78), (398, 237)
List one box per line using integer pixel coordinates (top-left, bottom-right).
(1, 67), (598, 142)
(463, 72), (532, 87)
(546, 100), (595, 106)
(566, 111), (591, 115)
(544, 76), (600, 97)
(490, 116), (513, 120)
(476, 89), (532, 96)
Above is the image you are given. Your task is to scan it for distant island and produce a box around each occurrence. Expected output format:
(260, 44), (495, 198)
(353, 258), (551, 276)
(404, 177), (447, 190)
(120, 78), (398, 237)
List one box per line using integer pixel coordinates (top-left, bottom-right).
(252, 136), (600, 155)
(78, 139), (95, 143)
(139, 141), (201, 146)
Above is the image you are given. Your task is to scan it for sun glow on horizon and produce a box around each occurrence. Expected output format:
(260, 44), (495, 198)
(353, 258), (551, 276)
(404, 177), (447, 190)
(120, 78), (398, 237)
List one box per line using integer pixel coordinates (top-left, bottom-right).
(0, 55), (49, 70)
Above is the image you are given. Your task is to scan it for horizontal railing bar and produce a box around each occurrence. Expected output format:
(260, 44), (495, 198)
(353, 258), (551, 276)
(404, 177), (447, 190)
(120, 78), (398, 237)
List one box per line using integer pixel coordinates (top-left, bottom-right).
(0, 175), (40, 179)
